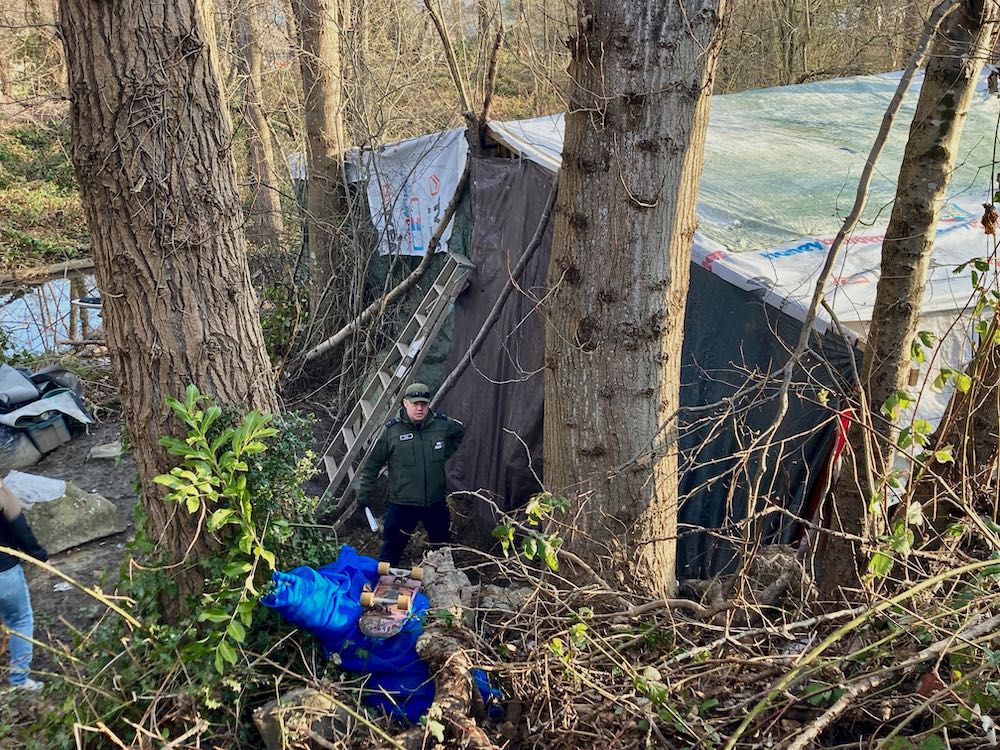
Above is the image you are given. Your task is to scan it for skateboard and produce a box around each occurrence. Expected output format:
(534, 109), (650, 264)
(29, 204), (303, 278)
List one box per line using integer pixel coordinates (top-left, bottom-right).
(358, 562), (424, 638)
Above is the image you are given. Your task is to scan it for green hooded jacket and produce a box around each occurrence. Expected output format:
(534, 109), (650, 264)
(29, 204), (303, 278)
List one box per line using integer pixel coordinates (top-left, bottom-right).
(353, 407), (466, 508)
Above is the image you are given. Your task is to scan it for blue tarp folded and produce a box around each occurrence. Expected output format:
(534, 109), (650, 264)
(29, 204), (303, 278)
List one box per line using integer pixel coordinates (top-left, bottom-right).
(262, 545), (502, 722)
(262, 545), (433, 719)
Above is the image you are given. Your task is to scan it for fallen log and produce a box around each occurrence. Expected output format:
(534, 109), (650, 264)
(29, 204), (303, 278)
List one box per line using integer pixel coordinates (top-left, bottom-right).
(374, 548), (499, 750)
(0, 256), (94, 285)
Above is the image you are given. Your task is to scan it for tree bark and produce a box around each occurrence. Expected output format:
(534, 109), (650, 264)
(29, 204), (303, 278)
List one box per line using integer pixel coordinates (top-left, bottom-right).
(915, 323), (1000, 526)
(59, 0), (279, 618)
(820, 0), (998, 594)
(292, 0), (351, 337)
(543, 0), (727, 598)
(234, 0), (285, 252)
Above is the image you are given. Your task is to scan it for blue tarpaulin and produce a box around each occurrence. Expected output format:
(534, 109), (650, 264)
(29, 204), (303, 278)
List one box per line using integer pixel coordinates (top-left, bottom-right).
(261, 545), (501, 722)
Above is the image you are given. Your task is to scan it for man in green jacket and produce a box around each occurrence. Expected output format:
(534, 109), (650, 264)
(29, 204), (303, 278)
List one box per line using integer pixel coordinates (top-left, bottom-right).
(353, 382), (466, 565)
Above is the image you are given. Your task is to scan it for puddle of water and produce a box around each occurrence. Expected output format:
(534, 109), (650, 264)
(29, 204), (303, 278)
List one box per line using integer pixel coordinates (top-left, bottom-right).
(0, 273), (103, 356)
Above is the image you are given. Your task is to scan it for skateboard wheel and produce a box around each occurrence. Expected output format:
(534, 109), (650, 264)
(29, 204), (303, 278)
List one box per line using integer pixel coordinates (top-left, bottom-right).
(397, 593), (411, 610)
(360, 591), (374, 607)
(377, 561), (391, 575)
(409, 566), (424, 581)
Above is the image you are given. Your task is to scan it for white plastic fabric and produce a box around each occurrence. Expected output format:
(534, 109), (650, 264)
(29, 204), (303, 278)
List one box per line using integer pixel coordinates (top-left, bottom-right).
(363, 128), (468, 256)
(485, 70), (1000, 332)
(2, 470), (66, 508)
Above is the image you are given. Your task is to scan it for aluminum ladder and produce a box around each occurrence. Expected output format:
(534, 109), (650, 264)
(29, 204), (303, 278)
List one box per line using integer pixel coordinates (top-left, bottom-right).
(320, 252), (475, 509)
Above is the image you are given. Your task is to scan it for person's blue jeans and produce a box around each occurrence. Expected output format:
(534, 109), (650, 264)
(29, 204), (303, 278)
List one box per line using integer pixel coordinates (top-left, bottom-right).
(0, 565), (34, 685)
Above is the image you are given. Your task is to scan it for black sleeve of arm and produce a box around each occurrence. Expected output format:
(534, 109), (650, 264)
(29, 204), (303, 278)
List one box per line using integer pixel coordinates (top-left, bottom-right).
(7, 513), (48, 562)
(445, 417), (465, 459)
(352, 432), (389, 506)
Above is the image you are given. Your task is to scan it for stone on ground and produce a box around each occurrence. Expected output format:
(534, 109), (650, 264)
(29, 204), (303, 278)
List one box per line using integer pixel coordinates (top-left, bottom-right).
(22, 481), (126, 554)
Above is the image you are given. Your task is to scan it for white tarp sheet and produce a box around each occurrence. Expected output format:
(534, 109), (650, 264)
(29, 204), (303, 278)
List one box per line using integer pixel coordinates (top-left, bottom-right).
(485, 70), (1000, 330)
(364, 128), (468, 256)
(2, 470), (66, 508)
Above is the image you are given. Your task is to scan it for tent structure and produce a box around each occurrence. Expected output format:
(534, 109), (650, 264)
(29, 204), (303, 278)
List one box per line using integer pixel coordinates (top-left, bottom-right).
(353, 69), (998, 578)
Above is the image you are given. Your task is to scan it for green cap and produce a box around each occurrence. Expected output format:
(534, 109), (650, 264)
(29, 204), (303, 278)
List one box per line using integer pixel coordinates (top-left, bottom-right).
(403, 382), (432, 403)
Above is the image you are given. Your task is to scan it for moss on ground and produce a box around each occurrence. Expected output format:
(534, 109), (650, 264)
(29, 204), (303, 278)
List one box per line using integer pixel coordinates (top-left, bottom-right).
(0, 120), (86, 271)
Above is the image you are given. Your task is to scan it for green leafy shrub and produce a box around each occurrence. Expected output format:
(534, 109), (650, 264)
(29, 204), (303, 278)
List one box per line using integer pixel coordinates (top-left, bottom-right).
(35, 388), (338, 748)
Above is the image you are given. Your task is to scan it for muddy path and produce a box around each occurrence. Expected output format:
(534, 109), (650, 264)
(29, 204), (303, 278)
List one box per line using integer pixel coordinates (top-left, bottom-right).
(20, 420), (137, 676)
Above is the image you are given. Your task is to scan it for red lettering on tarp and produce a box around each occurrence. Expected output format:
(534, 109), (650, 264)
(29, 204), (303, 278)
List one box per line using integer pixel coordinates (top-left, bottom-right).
(830, 275), (869, 287)
(701, 250), (727, 270)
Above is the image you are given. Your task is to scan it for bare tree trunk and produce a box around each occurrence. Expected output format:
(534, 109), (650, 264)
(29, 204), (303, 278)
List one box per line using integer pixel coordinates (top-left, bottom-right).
(543, 0), (727, 599)
(59, 0), (279, 619)
(820, 0), (998, 594)
(234, 0), (285, 252)
(292, 0), (350, 337)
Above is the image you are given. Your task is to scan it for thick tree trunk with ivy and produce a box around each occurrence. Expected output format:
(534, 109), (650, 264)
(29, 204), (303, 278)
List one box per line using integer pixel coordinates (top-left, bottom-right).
(234, 1), (285, 252)
(819, 0), (998, 595)
(292, 0), (351, 337)
(59, 0), (279, 618)
(543, 0), (727, 599)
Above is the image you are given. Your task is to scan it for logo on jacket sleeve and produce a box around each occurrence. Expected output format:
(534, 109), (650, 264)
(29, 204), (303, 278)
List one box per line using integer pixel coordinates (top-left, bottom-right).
(399, 433), (414, 441)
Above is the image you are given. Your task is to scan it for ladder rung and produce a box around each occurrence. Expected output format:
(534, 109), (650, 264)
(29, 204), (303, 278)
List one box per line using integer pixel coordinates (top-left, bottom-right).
(396, 341), (409, 356)
(415, 313), (427, 326)
(324, 454), (339, 480)
(432, 283), (445, 295)
(341, 425), (356, 445)
(359, 399), (374, 418)
(378, 371), (392, 387)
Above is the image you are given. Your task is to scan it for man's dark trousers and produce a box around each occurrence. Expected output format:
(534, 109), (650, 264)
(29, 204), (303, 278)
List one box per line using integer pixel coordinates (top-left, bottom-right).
(379, 500), (451, 565)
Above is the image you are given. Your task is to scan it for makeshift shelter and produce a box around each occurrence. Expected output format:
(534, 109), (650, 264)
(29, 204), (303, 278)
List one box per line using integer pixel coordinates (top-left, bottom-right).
(355, 70), (997, 578)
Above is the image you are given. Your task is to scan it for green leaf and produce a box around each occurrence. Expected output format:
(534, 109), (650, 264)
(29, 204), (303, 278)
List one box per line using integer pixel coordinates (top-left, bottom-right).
(214, 648), (225, 674)
(425, 718), (445, 743)
(906, 501), (924, 528)
(208, 508), (236, 532)
(226, 620), (247, 643)
(867, 551), (893, 578)
(880, 390), (913, 421)
(222, 561), (252, 578)
(218, 638), (238, 665)
(259, 548), (276, 570)
(237, 600), (255, 626)
(522, 535), (538, 560)
(201, 405), (223, 433)
(199, 608), (232, 624)
(153, 473), (186, 490)
(954, 372), (972, 394)
(897, 427), (912, 450)
(917, 330), (936, 347)
(491, 522), (514, 555)
(184, 384), (201, 413)
(934, 445), (955, 464)
(817, 388), (829, 407)
(698, 697), (720, 716)
(889, 522), (914, 556)
(542, 540), (560, 572)
(868, 490), (885, 513)
(932, 369), (951, 391)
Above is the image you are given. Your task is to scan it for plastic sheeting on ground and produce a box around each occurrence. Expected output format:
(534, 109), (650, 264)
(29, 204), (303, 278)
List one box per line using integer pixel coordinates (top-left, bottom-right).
(261, 545), (502, 722)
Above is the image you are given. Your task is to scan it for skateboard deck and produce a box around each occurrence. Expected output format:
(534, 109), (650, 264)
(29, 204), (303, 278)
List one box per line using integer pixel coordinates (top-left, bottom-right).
(358, 562), (424, 638)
